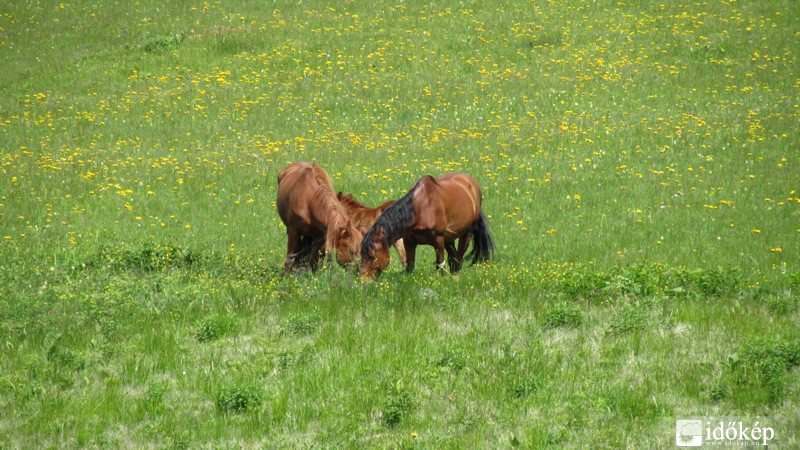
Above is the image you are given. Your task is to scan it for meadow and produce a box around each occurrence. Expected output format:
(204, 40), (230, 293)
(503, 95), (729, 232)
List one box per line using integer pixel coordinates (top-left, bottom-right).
(1, 0), (798, 447)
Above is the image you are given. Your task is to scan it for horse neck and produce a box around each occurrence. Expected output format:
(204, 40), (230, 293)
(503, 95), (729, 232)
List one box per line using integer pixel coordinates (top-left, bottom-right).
(377, 203), (413, 245)
(313, 190), (350, 250)
(353, 207), (380, 227)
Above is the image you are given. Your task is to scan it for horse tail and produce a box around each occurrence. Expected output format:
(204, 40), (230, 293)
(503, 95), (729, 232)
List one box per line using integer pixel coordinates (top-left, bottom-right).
(467, 212), (495, 265)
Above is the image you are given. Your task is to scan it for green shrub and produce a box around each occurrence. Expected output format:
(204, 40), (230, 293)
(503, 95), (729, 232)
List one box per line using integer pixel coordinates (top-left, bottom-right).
(607, 305), (650, 336)
(731, 337), (800, 404)
(382, 380), (415, 428)
(542, 302), (583, 329)
(282, 311), (321, 336)
(142, 32), (186, 53)
(195, 314), (237, 343)
(216, 383), (263, 415)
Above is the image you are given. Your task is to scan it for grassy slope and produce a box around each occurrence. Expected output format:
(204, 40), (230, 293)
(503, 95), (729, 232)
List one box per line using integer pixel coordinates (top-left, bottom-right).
(1, 0), (799, 447)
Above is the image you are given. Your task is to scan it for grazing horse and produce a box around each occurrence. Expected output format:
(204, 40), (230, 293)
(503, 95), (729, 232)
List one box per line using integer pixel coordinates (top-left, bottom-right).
(277, 162), (363, 272)
(359, 173), (495, 279)
(336, 192), (407, 264)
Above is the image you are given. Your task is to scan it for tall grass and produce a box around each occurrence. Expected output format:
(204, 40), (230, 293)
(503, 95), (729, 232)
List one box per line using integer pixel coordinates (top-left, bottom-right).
(1, 0), (798, 447)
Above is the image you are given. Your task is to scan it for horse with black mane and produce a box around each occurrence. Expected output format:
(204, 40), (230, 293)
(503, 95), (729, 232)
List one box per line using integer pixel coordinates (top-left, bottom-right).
(336, 192), (407, 264)
(359, 173), (495, 279)
(277, 162), (363, 272)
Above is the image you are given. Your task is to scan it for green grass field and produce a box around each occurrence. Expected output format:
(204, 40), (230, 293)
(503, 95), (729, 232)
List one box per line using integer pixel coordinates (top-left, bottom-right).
(1, 0), (798, 447)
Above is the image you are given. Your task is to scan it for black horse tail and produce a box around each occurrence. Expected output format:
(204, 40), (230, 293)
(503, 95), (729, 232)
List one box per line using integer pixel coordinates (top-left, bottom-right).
(467, 212), (495, 265)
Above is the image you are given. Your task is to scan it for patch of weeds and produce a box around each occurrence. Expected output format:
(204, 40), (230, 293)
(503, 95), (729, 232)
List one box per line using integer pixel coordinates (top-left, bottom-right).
(559, 271), (609, 301)
(607, 305), (650, 336)
(165, 431), (191, 450)
(281, 310), (321, 336)
(542, 302), (583, 329)
(276, 344), (316, 371)
(740, 338), (800, 376)
(706, 379), (731, 402)
(789, 271), (800, 291)
(603, 386), (669, 422)
(546, 427), (569, 445)
(602, 274), (643, 298)
(763, 293), (799, 315)
(508, 374), (543, 399)
(195, 314), (238, 343)
(81, 243), (203, 273)
(435, 346), (468, 373)
(216, 382), (263, 415)
(669, 267), (743, 298)
(730, 337), (800, 404)
(140, 380), (170, 416)
(382, 380), (415, 428)
(47, 342), (86, 372)
(46, 342), (87, 388)
(142, 32), (186, 53)
(558, 264), (668, 301)
(383, 391), (414, 428)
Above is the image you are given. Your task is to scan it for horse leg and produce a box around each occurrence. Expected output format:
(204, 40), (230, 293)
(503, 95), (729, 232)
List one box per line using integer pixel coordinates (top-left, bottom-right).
(309, 238), (325, 272)
(445, 241), (458, 273)
(434, 235), (447, 275)
(393, 238), (408, 264)
(284, 229), (300, 272)
(404, 239), (417, 273)
(451, 234), (471, 273)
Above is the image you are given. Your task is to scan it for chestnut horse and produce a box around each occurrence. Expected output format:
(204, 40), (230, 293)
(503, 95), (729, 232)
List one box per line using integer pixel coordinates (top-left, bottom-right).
(336, 192), (407, 264)
(277, 162), (362, 272)
(360, 173), (495, 279)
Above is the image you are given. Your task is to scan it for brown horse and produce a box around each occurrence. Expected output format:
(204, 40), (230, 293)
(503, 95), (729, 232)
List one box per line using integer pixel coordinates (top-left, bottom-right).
(336, 192), (407, 264)
(277, 162), (363, 272)
(359, 173), (495, 279)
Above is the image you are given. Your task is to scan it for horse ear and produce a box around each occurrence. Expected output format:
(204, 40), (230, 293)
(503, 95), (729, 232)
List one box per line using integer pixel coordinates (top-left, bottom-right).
(337, 191), (344, 200)
(339, 228), (350, 240)
(359, 225), (368, 235)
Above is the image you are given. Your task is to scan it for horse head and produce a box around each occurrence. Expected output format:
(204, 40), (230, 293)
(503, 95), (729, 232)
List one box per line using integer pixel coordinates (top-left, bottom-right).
(332, 220), (363, 268)
(359, 226), (391, 280)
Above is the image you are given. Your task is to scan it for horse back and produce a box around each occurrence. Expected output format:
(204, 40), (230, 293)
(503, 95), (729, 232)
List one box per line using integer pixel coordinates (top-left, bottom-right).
(413, 173), (482, 235)
(277, 163), (320, 226)
(278, 161), (314, 184)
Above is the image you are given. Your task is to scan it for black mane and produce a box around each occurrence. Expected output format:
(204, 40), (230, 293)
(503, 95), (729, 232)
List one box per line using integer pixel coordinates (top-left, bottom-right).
(360, 181), (420, 259)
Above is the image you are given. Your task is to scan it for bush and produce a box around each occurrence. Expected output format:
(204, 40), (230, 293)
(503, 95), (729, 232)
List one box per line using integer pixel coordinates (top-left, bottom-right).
(607, 305), (650, 336)
(731, 337), (800, 404)
(282, 311), (321, 336)
(216, 383), (263, 415)
(542, 302), (583, 329)
(382, 380), (415, 428)
(195, 314), (237, 343)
